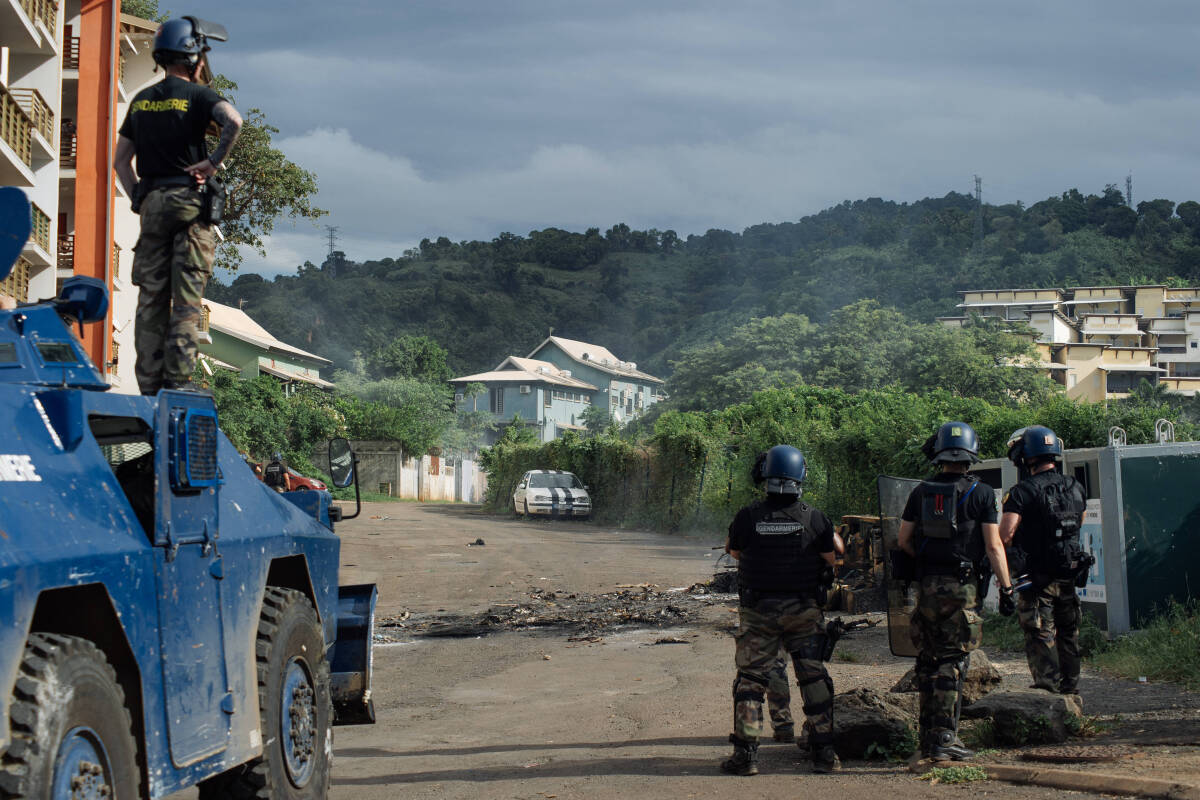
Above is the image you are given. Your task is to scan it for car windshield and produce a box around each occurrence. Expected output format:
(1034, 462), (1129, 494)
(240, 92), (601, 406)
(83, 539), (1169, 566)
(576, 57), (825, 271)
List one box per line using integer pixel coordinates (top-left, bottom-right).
(529, 473), (583, 489)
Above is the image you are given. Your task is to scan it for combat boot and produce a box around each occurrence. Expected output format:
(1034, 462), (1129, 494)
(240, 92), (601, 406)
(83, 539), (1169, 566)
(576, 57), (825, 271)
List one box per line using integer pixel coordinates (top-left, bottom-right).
(719, 735), (759, 776)
(928, 730), (974, 762)
(772, 723), (795, 743)
(811, 743), (841, 773)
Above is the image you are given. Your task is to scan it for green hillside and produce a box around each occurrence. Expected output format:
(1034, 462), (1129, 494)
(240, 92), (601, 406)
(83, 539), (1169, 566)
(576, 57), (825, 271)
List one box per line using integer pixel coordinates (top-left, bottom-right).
(207, 185), (1200, 383)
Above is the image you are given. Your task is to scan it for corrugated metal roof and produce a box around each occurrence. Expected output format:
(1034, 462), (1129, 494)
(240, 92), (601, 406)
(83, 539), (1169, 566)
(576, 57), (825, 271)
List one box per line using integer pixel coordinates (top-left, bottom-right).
(528, 335), (664, 383)
(203, 300), (332, 367)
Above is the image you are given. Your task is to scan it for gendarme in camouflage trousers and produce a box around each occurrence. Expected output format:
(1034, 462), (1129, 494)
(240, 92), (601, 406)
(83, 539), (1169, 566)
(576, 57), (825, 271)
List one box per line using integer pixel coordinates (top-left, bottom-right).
(1016, 579), (1081, 692)
(910, 576), (982, 738)
(132, 185), (215, 395)
(733, 598), (833, 745)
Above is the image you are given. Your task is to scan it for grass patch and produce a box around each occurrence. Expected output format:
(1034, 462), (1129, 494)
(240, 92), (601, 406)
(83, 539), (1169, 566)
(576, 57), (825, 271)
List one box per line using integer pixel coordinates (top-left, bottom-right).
(981, 611), (1024, 651)
(863, 726), (919, 761)
(1065, 714), (1110, 738)
(1091, 600), (1200, 690)
(836, 650), (862, 663)
(960, 719), (996, 750)
(918, 766), (988, 784)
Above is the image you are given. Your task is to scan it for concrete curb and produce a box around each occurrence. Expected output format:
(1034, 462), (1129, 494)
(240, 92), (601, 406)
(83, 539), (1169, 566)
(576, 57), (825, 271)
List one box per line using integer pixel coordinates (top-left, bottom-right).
(982, 763), (1200, 800)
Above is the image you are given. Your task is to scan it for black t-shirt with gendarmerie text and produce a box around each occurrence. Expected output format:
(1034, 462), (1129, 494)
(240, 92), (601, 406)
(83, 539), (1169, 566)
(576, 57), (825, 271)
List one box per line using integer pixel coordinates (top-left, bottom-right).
(118, 76), (223, 179)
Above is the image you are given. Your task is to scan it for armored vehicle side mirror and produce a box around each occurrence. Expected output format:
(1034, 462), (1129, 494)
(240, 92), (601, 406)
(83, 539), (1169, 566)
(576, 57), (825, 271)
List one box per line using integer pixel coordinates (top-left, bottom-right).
(328, 437), (361, 521)
(329, 438), (355, 487)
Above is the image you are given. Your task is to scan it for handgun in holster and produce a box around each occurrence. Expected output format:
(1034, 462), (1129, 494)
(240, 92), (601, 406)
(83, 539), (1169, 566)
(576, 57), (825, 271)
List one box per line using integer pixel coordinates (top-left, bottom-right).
(131, 181), (146, 214)
(199, 177), (227, 224)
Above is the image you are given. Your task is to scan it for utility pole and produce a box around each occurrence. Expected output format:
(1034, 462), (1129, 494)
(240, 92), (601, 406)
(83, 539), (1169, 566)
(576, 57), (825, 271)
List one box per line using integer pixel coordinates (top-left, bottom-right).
(1126, 173), (1133, 207)
(973, 175), (984, 250)
(324, 225), (339, 259)
(323, 225), (340, 277)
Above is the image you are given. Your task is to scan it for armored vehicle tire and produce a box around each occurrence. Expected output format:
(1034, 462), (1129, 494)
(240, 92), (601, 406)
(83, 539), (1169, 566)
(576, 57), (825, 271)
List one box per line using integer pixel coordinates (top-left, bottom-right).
(0, 633), (142, 800)
(199, 587), (331, 800)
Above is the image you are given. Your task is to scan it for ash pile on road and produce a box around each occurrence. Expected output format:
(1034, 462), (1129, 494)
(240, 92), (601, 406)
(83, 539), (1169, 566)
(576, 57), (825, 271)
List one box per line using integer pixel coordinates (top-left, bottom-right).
(383, 585), (703, 638)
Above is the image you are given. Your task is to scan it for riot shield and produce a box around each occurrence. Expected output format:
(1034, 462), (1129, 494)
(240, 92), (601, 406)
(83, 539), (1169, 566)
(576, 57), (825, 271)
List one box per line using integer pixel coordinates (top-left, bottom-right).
(878, 474), (922, 657)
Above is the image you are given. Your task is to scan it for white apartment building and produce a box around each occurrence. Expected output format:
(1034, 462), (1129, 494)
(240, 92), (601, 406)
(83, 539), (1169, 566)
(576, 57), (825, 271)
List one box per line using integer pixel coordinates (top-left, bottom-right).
(941, 285), (1200, 402)
(1, 0), (156, 393)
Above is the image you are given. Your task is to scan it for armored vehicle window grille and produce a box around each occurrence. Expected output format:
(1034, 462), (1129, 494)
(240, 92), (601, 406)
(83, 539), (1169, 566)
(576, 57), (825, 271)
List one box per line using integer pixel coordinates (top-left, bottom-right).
(187, 413), (217, 482)
(101, 441), (152, 467)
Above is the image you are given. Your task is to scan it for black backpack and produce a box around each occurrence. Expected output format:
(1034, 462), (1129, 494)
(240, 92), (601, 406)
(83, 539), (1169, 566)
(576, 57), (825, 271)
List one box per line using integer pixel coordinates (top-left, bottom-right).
(1028, 476), (1086, 578)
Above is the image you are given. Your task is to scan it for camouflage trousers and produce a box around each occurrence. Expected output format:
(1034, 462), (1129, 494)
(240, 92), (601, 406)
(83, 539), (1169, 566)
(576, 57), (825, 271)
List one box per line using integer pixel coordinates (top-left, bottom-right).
(1016, 579), (1081, 692)
(732, 597), (833, 744)
(132, 185), (215, 394)
(766, 650), (793, 729)
(910, 576), (981, 736)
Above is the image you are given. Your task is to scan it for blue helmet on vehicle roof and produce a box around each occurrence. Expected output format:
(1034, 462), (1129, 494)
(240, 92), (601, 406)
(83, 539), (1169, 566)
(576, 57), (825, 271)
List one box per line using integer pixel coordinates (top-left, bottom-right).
(762, 445), (805, 496)
(931, 421), (980, 464)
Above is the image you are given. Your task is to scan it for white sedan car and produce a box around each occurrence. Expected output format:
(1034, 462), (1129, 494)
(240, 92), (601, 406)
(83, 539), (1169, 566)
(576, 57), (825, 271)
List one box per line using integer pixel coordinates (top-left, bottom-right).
(513, 470), (592, 519)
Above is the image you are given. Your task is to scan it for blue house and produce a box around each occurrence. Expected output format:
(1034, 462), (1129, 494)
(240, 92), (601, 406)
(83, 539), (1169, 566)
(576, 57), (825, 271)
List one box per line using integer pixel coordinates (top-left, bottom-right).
(450, 337), (665, 443)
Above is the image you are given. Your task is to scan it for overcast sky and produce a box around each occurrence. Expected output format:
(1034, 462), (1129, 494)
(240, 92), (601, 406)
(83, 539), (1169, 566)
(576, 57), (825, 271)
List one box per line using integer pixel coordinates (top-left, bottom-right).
(192, 0), (1200, 277)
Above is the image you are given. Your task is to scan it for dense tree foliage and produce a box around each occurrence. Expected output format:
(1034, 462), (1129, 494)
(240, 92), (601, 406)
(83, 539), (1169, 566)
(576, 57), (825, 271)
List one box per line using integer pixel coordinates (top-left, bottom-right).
(664, 303), (1056, 411)
(209, 185), (1200, 388)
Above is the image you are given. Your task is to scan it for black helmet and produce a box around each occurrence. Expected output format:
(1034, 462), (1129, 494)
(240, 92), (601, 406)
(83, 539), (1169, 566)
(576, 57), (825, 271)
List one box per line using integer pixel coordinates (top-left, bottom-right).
(153, 16), (228, 67)
(272, 451), (283, 462)
(931, 421), (980, 464)
(762, 445), (806, 496)
(1017, 425), (1062, 464)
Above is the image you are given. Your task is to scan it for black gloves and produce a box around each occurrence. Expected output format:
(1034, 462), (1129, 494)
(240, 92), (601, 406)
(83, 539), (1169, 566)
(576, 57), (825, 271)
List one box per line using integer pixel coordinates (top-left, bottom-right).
(998, 585), (1016, 617)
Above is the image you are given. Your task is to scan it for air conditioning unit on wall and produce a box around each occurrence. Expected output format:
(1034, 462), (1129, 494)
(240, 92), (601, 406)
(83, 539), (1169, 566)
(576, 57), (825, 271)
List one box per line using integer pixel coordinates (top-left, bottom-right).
(519, 385), (531, 394)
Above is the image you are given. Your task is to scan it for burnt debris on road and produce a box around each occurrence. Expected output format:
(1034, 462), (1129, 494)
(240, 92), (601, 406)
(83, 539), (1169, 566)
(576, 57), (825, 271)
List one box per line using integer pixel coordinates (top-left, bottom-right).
(377, 585), (733, 639)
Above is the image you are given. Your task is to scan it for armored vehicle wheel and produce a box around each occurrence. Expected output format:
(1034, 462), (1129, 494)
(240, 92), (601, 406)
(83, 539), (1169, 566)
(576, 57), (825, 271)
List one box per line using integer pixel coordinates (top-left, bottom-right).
(0, 633), (142, 800)
(199, 587), (331, 800)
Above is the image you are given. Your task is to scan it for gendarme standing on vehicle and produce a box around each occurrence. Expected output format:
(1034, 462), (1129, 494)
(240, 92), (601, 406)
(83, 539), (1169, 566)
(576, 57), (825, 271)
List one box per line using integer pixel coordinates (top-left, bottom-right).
(113, 16), (241, 395)
(999, 426), (1090, 695)
(721, 445), (840, 776)
(898, 422), (1011, 762)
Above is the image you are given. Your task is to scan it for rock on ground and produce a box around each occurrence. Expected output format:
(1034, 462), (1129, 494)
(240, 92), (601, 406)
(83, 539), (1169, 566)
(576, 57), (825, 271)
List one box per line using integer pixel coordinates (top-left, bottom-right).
(890, 649), (1002, 705)
(829, 687), (919, 758)
(962, 689), (1084, 745)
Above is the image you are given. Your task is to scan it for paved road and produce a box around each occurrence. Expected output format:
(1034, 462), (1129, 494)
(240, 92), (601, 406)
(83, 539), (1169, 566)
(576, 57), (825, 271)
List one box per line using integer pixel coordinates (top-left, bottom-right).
(174, 501), (1116, 799)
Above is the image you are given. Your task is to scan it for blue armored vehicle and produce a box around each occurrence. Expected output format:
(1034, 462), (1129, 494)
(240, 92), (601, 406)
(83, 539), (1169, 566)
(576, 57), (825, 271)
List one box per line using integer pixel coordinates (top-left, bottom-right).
(0, 188), (376, 799)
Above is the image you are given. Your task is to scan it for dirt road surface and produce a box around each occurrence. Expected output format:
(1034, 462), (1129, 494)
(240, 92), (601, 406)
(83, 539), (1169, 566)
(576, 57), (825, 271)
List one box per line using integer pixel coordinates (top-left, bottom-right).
(172, 502), (1199, 799)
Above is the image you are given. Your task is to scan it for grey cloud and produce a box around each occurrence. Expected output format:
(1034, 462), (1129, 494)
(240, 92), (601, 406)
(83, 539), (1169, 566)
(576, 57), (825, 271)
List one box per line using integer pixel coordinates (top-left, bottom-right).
(190, 0), (1200, 276)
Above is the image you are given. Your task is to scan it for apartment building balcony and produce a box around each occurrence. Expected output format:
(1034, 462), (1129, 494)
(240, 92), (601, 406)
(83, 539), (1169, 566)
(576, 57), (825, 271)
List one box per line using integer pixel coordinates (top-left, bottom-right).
(0, 0), (58, 54)
(0, 256), (31, 302)
(8, 87), (54, 161)
(0, 84), (35, 185)
(62, 36), (79, 73)
(58, 123), (75, 170)
(57, 233), (73, 277)
(1146, 317), (1185, 335)
(21, 202), (52, 266)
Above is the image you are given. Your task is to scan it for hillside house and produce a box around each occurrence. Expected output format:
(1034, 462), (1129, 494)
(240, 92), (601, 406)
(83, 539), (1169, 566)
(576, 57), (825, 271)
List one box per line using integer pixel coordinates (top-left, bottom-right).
(198, 299), (333, 392)
(450, 336), (665, 443)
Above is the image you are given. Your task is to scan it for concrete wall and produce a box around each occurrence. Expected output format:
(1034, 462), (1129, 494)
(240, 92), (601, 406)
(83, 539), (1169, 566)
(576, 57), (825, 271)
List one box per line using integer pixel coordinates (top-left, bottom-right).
(342, 441), (487, 503)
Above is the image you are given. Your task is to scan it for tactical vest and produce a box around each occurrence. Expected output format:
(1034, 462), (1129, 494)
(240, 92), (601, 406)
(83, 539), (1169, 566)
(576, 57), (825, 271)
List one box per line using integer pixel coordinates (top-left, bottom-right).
(1017, 472), (1087, 578)
(737, 499), (826, 595)
(263, 461), (286, 488)
(914, 475), (984, 573)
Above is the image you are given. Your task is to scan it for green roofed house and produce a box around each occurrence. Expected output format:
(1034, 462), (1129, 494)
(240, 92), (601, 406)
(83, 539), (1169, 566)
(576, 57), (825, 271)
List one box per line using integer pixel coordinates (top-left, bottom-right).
(198, 298), (334, 393)
(451, 336), (665, 443)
